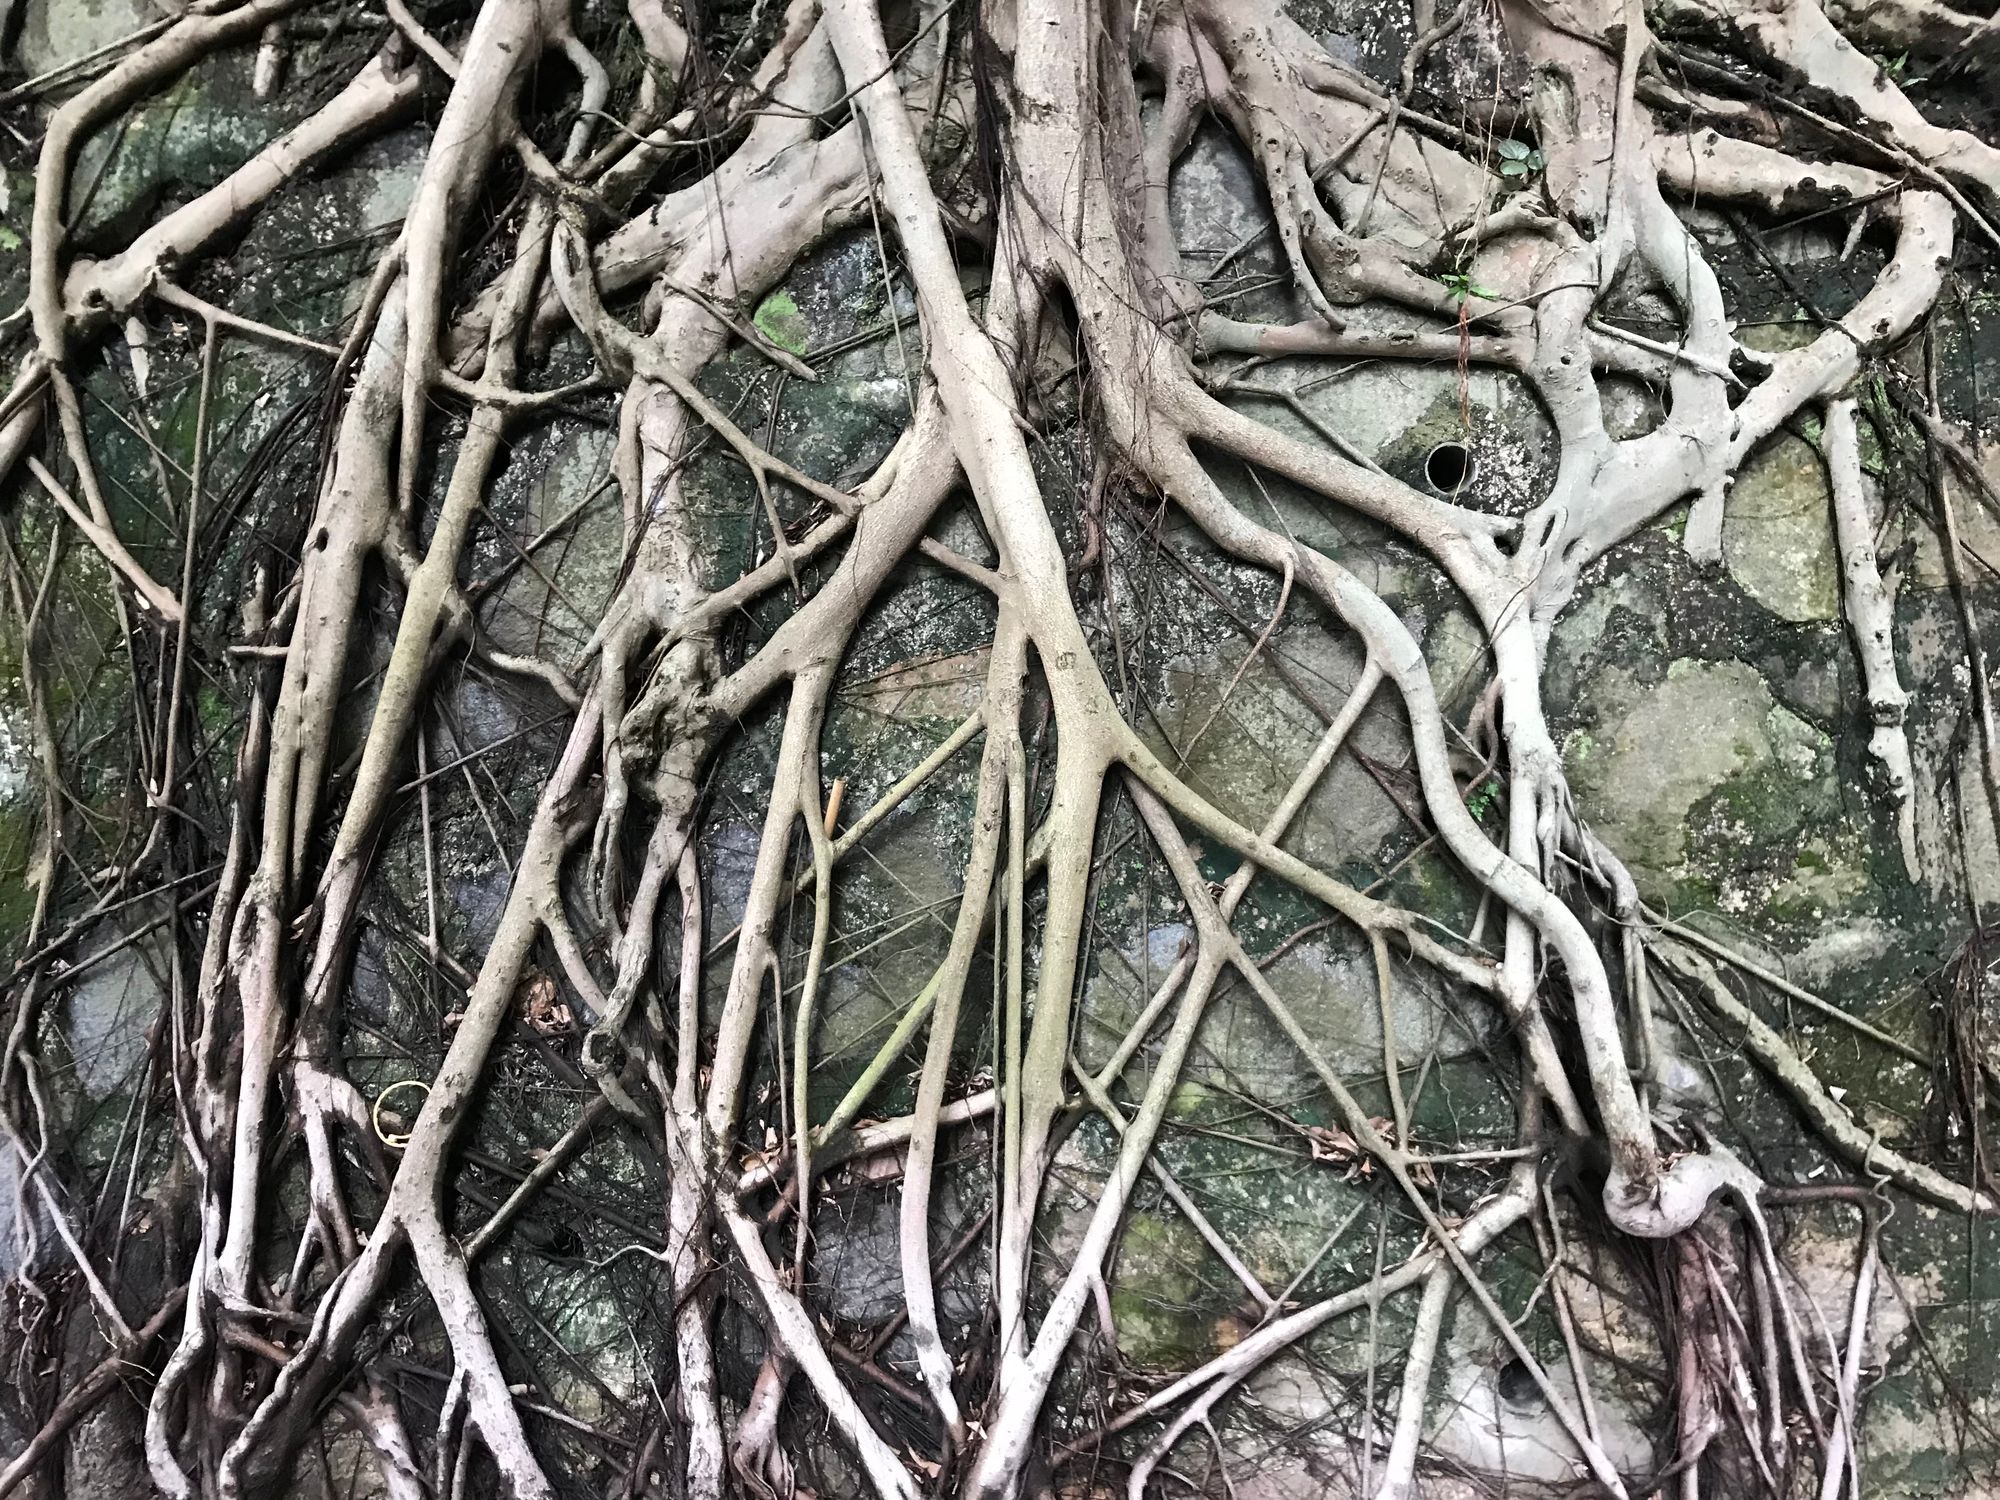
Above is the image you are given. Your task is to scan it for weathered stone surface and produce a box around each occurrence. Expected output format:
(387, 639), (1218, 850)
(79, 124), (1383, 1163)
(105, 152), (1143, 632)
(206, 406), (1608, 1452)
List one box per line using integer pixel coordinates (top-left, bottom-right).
(1561, 657), (1839, 903)
(1428, 1337), (1657, 1486)
(61, 922), (163, 1099)
(1723, 433), (1841, 623)
(1152, 627), (1405, 879)
(14, 0), (153, 80)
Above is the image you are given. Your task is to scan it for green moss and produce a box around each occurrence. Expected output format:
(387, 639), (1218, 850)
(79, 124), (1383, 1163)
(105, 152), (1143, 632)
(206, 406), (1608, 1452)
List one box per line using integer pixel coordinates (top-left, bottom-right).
(0, 806), (39, 946)
(753, 289), (809, 354)
(197, 681), (234, 738)
(1110, 1212), (1223, 1368)
(1668, 871), (1721, 916)
(1702, 763), (1810, 843)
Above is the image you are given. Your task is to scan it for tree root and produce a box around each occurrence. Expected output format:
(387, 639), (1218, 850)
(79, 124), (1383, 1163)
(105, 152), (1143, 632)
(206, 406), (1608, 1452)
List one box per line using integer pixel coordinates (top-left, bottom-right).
(6, 0), (1996, 1496)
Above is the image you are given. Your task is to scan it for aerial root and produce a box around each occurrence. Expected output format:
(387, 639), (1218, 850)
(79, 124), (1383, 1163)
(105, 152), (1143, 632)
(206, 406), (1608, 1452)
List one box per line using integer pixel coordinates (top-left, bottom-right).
(1655, 941), (2000, 1217)
(9, 0), (1998, 1496)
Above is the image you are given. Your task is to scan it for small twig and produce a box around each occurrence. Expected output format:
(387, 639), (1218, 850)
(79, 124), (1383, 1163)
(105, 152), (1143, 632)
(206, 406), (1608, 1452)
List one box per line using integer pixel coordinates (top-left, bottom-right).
(25, 456), (183, 624)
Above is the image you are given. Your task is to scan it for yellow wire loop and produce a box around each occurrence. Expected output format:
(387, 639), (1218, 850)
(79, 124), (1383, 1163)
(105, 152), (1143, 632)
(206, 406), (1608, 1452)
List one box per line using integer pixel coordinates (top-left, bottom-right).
(371, 1078), (432, 1149)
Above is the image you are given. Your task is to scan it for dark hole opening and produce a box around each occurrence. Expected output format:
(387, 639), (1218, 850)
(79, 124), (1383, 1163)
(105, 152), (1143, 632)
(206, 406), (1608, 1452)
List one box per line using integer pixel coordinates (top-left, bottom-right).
(1496, 1357), (1544, 1409)
(1426, 441), (1473, 493)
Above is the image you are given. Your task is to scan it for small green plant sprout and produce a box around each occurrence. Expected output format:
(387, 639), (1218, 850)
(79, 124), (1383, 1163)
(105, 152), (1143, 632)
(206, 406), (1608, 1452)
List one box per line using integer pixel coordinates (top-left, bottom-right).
(1496, 138), (1545, 179)
(1464, 779), (1502, 821)
(1439, 269), (1500, 304)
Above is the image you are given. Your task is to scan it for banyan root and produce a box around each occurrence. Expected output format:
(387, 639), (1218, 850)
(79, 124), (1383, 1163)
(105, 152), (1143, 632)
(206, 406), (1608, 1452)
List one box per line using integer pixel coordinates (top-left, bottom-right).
(3, 0), (1994, 1498)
